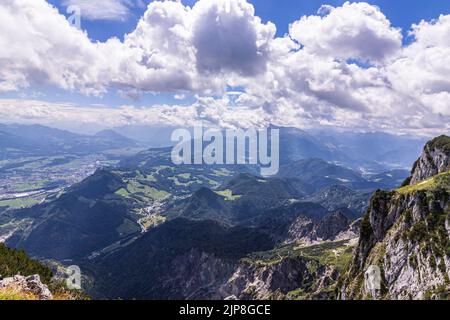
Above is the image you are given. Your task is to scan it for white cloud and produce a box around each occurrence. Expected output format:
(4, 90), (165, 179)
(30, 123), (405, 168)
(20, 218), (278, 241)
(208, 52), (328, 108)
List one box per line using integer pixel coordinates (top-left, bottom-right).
(120, 0), (198, 93)
(0, 97), (270, 132)
(0, 0), (276, 95)
(191, 0), (276, 76)
(0, 0), (448, 135)
(289, 1), (402, 63)
(0, 0), (112, 95)
(120, 0), (277, 94)
(387, 15), (450, 116)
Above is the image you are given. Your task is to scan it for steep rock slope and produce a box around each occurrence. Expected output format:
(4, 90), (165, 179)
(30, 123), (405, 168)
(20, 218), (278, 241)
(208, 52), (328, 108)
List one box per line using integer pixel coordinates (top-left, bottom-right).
(218, 257), (337, 300)
(410, 136), (450, 184)
(340, 136), (450, 300)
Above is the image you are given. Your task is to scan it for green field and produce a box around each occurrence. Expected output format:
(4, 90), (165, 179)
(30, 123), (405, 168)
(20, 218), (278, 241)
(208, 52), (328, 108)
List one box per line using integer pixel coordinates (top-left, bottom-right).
(396, 171), (450, 194)
(214, 189), (242, 201)
(0, 198), (40, 209)
(246, 240), (355, 272)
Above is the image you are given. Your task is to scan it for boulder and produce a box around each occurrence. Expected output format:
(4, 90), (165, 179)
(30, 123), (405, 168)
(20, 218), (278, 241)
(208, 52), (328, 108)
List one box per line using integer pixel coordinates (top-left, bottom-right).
(0, 274), (53, 300)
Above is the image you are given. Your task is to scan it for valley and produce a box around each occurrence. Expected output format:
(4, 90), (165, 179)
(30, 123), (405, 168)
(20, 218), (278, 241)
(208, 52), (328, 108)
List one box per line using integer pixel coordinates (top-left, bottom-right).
(0, 123), (448, 300)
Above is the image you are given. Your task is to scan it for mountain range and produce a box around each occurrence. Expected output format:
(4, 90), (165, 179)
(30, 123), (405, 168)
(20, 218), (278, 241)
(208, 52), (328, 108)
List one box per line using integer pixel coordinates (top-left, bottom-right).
(0, 123), (142, 159)
(0, 122), (447, 300)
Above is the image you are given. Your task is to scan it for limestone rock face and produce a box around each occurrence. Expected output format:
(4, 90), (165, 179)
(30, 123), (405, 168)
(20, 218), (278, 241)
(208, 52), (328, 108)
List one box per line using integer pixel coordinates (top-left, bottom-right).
(0, 274), (53, 300)
(285, 210), (358, 245)
(340, 136), (450, 300)
(218, 257), (338, 300)
(151, 247), (341, 300)
(341, 190), (449, 299)
(315, 211), (352, 240)
(158, 248), (235, 300)
(410, 135), (450, 184)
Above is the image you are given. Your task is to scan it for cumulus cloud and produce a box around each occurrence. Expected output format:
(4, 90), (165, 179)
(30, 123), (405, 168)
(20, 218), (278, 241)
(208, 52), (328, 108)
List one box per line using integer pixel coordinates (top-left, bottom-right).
(0, 0), (111, 95)
(0, 0), (448, 134)
(120, 0), (198, 93)
(191, 0), (275, 76)
(387, 15), (450, 115)
(289, 2), (402, 63)
(0, 0), (276, 95)
(121, 0), (276, 94)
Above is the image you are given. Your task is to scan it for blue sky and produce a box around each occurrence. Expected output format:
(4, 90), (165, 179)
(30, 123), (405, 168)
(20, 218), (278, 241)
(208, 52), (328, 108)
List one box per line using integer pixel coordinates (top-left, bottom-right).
(251, 0), (450, 38)
(0, 0), (449, 135)
(45, 0), (450, 41)
(7, 0), (446, 108)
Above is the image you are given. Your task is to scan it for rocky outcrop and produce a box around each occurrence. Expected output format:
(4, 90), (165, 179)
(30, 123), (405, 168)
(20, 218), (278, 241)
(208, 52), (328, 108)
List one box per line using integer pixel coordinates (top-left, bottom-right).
(218, 257), (338, 300)
(139, 244), (345, 300)
(158, 248), (235, 300)
(0, 274), (53, 300)
(315, 211), (353, 240)
(340, 136), (450, 300)
(410, 135), (450, 184)
(285, 210), (359, 245)
(341, 190), (449, 299)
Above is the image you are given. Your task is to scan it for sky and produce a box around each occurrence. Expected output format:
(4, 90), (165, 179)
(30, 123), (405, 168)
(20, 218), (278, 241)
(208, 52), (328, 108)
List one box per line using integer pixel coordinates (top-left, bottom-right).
(0, 0), (449, 135)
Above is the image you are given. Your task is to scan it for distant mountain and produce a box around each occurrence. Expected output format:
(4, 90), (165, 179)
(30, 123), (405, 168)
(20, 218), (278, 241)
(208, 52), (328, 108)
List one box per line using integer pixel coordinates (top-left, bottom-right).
(165, 173), (301, 225)
(302, 185), (371, 219)
(275, 126), (347, 165)
(278, 158), (378, 191)
(0, 123), (80, 143)
(113, 125), (178, 146)
(166, 187), (232, 223)
(112, 124), (348, 165)
(6, 170), (141, 260)
(0, 123), (141, 159)
(94, 129), (139, 147)
(0, 123), (428, 173)
(0, 130), (37, 150)
(312, 130), (426, 170)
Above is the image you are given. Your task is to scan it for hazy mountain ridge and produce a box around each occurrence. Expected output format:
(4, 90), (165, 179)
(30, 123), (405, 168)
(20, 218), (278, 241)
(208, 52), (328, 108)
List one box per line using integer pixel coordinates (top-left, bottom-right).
(0, 123), (143, 159)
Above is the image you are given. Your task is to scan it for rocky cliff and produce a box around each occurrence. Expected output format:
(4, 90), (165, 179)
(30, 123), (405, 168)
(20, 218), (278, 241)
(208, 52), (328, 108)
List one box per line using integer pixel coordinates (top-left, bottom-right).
(218, 257), (338, 300)
(340, 135), (450, 300)
(143, 245), (345, 300)
(409, 135), (450, 185)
